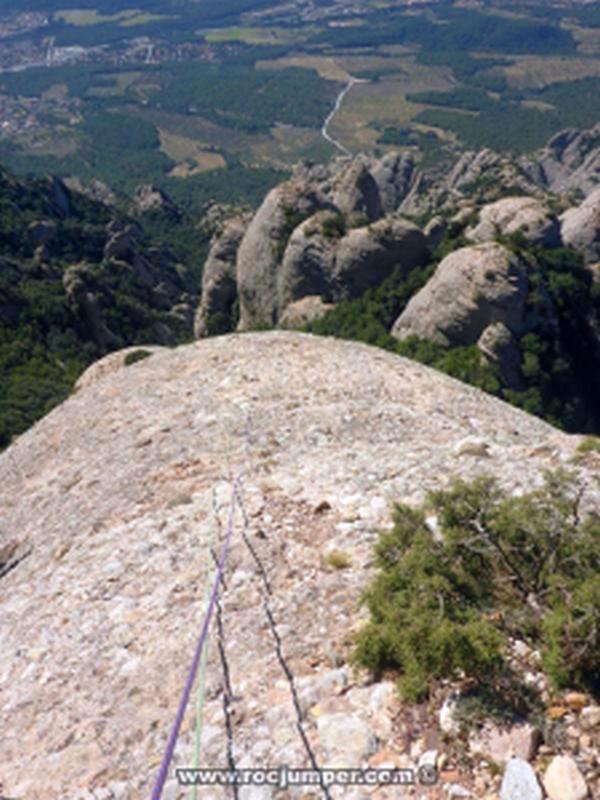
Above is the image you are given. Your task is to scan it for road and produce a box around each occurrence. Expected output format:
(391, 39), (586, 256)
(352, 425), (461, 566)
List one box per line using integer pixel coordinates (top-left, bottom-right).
(321, 77), (366, 158)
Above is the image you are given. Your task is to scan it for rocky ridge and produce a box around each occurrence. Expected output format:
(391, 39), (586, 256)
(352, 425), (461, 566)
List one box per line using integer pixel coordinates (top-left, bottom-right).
(1, 331), (599, 800)
(196, 126), (600, 342)
(191, 127), (600, 434)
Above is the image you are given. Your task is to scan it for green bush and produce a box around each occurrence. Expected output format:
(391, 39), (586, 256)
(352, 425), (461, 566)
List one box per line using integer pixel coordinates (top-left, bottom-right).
(124, 349), (153, 366)
(324, 549), (352, 570)
(353, 471), (600, 701)
(321, 214), (346, 240)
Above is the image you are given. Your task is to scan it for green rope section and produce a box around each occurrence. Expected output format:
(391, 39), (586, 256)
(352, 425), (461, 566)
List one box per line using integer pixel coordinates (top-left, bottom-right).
(191, 491), (217, 800)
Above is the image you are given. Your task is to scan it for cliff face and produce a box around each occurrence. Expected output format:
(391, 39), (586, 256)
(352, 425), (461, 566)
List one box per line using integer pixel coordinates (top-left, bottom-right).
(0, 332), (597, 800)
(193, 128), (600, 434)
(195, 127), (600, 339)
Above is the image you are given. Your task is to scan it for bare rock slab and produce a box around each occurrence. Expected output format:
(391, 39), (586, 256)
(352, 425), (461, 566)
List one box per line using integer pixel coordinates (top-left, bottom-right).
(0, 331), (593, 799)
(470, 721), (539, 766)
(317, 713), (378, 767)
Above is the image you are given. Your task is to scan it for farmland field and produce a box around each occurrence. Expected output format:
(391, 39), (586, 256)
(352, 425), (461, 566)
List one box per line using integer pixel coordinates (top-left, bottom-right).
(2, 0), (600, 204)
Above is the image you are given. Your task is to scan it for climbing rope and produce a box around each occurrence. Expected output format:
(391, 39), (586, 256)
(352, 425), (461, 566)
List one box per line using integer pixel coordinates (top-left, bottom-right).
(190, 489), (217, 800)
(150, 475), (241, 800)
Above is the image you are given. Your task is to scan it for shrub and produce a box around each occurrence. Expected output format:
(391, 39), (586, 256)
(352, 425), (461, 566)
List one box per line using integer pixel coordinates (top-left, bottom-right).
(321, 214), (346, 240)
(124, 349), (152, 366)
(574, 437), (600, 458)
(353, 471), (600, 701)
(273, 205), (306, 262)
(324, 549), (352, 570)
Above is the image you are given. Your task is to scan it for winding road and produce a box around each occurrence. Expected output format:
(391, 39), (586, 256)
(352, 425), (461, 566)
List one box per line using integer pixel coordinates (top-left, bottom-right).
(321, 76), (366, 158)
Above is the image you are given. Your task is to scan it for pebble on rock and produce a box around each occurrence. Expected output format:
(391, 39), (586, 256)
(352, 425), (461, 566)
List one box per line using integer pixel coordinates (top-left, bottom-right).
(543, 755), (589, 800)
(500, 757), (542, 800)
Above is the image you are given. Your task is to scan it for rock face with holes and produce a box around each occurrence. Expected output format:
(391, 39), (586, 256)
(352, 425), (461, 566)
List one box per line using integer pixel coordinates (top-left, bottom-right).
(0, 331), (598, 800)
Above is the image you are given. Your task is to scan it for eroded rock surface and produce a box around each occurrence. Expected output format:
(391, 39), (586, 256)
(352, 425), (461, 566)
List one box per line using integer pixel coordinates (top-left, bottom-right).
(561, 187), (600, 265)
(391, 242), (529, 346)
(330, 160), (382, 224)
(370, 152), (417, 215)
(466, 196), (561, 248)
(0, 331), (594, 800)
(194, 215), (250, 338)
(277, 211), (339, 314)
(236, 179), (331, 330)
(332, 216), (428, 299)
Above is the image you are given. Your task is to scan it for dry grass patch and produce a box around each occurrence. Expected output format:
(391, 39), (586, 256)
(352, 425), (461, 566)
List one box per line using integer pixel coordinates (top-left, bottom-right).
(520, 99), (556, 112)
(567, 24), (600, 55)
(54, 9), (136, 26)
(137, 108), (253, 154)
(252, 124), (324, 163)
(159, 130), (225, 175)
(256, 55), (351, 83)
(55, 8), (170, 27)
(204, 27), (291, 45)
(119, 12), (170, 27)
(168, 155), (225, 178)
(330, 79), (426, 152)
(504, 55), (600, 89)
(41, 83), (69, 101)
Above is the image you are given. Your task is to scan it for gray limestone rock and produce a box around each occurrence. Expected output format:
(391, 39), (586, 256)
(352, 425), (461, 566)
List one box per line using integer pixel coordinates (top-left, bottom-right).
(133, 184), (179, 217)
(543, 755), (589, 800)
(278, 296), (335, 329)
(478, 322), (523, 389)
(47, 175), (72, 217)
(330, 160), (382, 224)
(0, 330), (593, 799)
(447, 149), (505, 192)
(63, 264), (122, 351)
(370, 152), (417, 214)
(317, 713), (378, 767)
(277, 210), (339, 314)
(424, 216), (448, 251)
(469, 721), (540, 766)
(526, 124), (600, 196)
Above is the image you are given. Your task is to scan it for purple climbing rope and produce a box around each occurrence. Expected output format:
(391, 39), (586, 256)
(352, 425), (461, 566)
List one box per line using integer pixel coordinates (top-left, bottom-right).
(150, 475), (241, 800)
